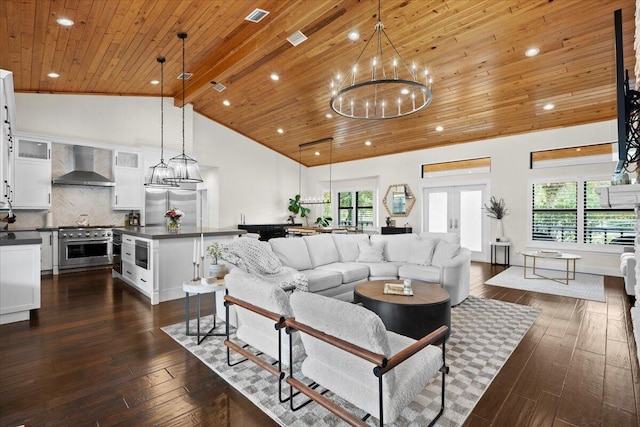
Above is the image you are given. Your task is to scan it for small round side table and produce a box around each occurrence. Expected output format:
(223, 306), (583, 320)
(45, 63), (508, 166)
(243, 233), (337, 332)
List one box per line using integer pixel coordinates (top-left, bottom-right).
(183, 279), (225, 345)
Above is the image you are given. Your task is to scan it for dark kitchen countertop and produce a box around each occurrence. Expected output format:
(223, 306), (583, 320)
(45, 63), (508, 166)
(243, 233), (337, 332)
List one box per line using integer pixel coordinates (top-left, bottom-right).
(112, 226), (247, 240)
(0, 230), (43, 246)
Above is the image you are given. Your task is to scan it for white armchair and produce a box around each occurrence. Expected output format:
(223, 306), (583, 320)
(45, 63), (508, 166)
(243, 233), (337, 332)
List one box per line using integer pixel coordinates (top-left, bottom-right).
(224, 270), (305, 401)
(286, 292), (448, 425)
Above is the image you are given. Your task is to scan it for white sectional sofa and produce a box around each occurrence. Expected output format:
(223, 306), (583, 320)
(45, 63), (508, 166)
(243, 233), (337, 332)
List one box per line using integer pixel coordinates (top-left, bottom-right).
(267, 231), (471, 306)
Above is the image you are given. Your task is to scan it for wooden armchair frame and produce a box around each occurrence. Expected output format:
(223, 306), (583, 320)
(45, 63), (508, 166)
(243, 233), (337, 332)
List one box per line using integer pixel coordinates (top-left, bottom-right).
(224, 293), (291, 402)
(285, 319), (449, 426)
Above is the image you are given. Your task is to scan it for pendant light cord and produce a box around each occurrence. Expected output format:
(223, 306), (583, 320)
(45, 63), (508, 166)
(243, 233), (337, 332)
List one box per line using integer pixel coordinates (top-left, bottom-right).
(181, 33), (186, 155)
(159, 57), (165, 163)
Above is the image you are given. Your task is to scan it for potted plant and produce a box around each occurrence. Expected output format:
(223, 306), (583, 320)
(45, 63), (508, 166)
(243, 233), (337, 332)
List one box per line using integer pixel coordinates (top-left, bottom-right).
(385, 216), (391, 227)
(288, 194), (311, 225)
(483, 196), (509, 241)
(206, 242), (226, 278)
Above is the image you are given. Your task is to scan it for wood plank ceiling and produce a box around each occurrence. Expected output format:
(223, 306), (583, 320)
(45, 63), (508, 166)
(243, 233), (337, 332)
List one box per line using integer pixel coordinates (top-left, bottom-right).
(0, 0), (635, 167)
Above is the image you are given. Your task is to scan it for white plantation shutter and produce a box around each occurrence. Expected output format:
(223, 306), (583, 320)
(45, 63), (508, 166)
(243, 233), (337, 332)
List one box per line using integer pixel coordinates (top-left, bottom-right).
(583, 180), (635, 245)
(531, 182), (577, 243)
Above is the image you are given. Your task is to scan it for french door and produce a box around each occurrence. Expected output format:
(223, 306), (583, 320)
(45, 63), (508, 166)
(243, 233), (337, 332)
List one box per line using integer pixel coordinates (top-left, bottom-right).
(422, 184), (488, 261)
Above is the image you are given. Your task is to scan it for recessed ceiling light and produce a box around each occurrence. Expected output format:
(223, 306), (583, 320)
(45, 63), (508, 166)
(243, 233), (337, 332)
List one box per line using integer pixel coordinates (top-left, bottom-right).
(543, 103), (554, 110)
(270, 73), (279, 81)
(47, 72), (59, 78)
(525, 47), (540, 57)
(277, 128), (284, 134)
(364, 140), (372, 146)
(222, 100), (230, 106)
(314, 151), (320, 156)
(56, 17), (74, 26)
(150, 80), (159, 85)
(400, 88), (410, 95)
(348, 30), (360, 41)
(435, 125), (444, 132)
(325, 113), (333, 119)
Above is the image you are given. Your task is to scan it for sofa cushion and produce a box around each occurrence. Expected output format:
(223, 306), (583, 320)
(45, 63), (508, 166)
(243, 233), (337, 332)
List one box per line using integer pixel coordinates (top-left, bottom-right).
(406, 239), (437, 266)
(356, 240), (385, 262)
(269, 237), (313, 271)
(398, 264), (441, 283)
(419, 232), (460, 245)
(299, 269), (343, 292)
(332, 234), (370, 262)
(303, 234), (340, 268)
(364, 261), (401, 279)
(317, 262), (370, 283)
(370, 234), (418, 262)
(431, 240), (461, 267)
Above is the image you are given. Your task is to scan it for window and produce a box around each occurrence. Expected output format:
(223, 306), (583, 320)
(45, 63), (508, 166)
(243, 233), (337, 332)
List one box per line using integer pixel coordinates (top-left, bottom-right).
(531, 182), (577, 243)
(337, 190), (374, 227)
(531, 178), (634, 246)
(584, 180), (635, 245)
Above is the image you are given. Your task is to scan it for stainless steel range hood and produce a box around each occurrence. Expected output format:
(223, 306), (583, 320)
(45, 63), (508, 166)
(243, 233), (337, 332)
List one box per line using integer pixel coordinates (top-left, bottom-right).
(52, 145), (115, 187)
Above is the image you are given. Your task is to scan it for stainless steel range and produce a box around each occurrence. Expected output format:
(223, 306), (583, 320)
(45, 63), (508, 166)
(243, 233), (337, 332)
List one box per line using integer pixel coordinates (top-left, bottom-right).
(58, 226), (113, 271)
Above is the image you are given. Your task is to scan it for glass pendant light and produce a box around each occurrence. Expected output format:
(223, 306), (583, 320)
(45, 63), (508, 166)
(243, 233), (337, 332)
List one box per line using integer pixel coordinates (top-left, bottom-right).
(167, 32), (203, 183)
(145, 57), (178, 187)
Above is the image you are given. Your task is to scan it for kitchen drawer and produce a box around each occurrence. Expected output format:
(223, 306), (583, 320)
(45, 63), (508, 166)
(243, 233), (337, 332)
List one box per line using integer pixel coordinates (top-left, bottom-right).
(121, 260), (136, 284)
(122, 243), (135, 264)
(122, 234), (135, 245)
(136, 266), (152, 294)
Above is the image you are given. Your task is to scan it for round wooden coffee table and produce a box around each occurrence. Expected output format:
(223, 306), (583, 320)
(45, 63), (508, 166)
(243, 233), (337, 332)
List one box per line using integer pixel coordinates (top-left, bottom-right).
(353, 280), (451, 340)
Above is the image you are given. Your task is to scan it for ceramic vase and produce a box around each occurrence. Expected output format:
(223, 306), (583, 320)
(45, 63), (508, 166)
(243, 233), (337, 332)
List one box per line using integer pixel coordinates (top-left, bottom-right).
(209, 264), (226, 279)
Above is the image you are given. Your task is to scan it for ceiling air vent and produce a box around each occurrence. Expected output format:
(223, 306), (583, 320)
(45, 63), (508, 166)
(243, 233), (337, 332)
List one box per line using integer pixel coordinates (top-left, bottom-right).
(210, 81), (226, 92)
(287, 31), (308, 47)
(245, 8), (269, 23)
(177, 72), (193, 80)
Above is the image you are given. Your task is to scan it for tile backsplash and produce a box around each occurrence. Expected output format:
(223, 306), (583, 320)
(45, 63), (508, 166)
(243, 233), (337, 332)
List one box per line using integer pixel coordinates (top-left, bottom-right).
(3, 143), (131, 229)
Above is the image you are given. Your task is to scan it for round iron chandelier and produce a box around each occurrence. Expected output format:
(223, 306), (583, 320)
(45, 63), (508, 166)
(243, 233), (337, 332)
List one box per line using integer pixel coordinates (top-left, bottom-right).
(329, 0), (433, 120)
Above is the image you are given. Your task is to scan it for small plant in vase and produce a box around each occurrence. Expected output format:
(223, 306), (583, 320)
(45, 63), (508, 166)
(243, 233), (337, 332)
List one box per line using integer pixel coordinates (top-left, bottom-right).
(206, 242), (226, 279)
(483, 196), (509, 241)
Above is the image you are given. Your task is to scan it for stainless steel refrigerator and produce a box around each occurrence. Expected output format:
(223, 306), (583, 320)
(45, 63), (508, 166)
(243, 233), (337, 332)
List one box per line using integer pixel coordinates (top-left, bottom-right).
(143, 188), (198, 227)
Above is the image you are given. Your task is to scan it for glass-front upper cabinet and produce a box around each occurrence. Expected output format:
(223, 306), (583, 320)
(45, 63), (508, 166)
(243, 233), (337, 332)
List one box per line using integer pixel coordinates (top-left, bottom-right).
(115, 151), (139, 168)
(16, 138), (51, 160)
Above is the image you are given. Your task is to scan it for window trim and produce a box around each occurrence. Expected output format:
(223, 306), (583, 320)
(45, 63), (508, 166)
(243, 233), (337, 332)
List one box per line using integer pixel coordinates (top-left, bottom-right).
(528, 175), (633, 253)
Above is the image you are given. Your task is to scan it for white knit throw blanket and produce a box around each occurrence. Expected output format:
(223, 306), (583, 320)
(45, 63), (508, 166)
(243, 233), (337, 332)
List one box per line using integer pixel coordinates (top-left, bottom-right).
(220, 238), (308, 292)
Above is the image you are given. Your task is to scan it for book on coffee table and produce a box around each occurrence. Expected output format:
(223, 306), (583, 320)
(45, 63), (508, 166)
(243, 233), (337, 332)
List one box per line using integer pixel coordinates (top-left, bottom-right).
(383, 283), (413, 296)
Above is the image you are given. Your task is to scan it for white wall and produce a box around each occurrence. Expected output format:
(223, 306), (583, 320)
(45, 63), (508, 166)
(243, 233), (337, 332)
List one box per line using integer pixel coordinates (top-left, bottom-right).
(192, 112), (300, 227)
(307, 120), (622, 276)
(14, 93), (301, 228)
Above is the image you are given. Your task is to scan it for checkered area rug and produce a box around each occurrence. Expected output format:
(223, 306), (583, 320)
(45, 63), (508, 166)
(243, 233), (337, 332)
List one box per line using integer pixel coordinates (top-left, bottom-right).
(162, 296), (540, 426)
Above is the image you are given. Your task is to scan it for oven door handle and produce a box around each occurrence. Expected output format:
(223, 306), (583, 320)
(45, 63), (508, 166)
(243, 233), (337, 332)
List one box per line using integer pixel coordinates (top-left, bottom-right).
(61, 239), (111, 243)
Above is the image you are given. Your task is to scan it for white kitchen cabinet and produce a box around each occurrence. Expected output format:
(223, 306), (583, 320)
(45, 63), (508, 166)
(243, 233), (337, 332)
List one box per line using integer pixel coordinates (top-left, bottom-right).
(113, 150), (142, 210)
(39, 231), (54, 271)
(0, 242), (41, 324)
(12, 137), (52, 209)
(0, 69), (16, 209)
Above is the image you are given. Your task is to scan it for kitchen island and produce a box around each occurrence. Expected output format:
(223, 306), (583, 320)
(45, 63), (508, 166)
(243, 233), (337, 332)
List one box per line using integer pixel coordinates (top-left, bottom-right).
(112, 227), (246, 304)
(0, 231), (42, 324)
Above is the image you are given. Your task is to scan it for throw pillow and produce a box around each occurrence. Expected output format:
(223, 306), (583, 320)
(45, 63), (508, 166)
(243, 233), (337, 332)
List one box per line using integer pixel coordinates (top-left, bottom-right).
(431, 240), (460, 267)
(406, 239), (437, 265)
(356, 240), (385, 263)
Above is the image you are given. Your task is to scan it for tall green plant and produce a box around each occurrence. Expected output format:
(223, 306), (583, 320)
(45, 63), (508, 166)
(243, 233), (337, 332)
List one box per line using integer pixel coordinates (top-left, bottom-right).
(288, 194), (311, 224)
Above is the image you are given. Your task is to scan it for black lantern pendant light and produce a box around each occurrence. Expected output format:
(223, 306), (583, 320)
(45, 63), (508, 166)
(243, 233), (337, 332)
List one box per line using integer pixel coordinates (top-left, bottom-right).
(145, 57), (178, 187)
(167, 32), (203, 183)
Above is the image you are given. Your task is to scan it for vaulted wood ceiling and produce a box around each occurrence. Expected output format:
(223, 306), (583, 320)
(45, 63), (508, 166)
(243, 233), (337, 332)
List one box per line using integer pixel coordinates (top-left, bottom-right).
(0, 0), (635, 167)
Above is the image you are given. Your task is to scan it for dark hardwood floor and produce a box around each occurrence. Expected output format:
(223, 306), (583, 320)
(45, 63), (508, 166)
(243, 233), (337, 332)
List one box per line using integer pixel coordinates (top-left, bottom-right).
(0, 263), (637, 426)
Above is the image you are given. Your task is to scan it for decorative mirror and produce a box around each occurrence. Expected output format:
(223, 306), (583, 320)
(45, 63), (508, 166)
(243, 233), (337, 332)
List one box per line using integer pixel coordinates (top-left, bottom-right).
(383, 184), (416, 217)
